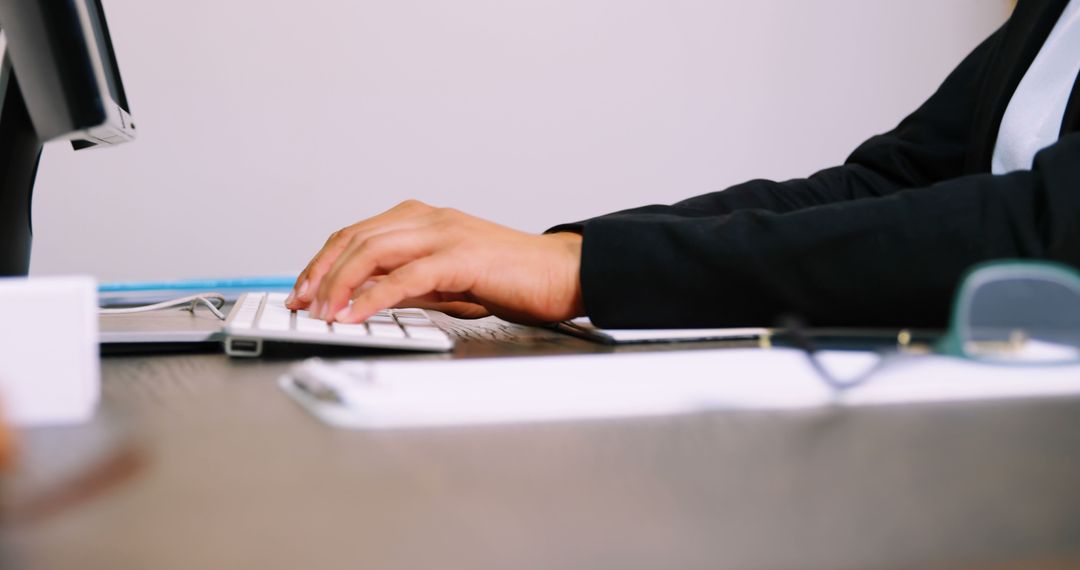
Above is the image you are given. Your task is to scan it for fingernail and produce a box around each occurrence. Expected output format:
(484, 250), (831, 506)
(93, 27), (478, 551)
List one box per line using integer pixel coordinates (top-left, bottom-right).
(285, 290), (296, 305)
(334, 307), (352, 322)
(297, 279), (310, 298)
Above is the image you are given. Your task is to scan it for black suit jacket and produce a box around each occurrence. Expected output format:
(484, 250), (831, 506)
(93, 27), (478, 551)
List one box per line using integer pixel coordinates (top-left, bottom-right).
(552, 0), (1080, 329)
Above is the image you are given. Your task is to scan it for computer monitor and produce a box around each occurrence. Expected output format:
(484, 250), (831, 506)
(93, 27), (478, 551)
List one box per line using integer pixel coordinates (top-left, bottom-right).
(0, 0), (135, 276)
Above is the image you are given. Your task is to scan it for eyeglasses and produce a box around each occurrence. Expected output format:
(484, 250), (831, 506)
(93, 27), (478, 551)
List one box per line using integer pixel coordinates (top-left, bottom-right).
(937, 260), (1080, 363)
(784, 260), (1080, 391)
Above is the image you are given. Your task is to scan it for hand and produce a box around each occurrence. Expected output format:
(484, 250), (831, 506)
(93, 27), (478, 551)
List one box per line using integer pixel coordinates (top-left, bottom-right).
(285, 200), (585, 325)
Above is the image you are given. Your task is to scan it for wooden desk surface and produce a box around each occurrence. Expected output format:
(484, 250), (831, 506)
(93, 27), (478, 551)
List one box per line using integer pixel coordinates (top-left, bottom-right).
(6, 317), (1080, 569)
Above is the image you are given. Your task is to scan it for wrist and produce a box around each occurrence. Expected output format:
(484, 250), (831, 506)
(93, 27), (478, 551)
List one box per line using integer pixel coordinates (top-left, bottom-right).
(543, 232), (585, 318)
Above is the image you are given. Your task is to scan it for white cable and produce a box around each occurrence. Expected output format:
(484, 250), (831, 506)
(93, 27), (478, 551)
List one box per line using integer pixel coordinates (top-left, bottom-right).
(99, 293), (228, 321)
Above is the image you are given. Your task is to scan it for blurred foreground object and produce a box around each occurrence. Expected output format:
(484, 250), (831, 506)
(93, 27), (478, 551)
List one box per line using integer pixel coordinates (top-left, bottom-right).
(786, 259), (1080, 391)
(0, 276), (99, 426)
(939, 260), (1080, 364)
(0, 408), (13, 472)
(3, 414), (143, 529)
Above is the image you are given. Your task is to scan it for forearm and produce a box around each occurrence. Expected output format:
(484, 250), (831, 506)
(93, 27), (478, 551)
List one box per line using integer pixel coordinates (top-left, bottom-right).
(577, 135), (1080, 329)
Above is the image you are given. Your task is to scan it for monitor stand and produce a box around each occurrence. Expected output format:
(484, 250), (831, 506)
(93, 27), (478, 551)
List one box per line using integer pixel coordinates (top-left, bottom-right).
(0, 53), (44, 277)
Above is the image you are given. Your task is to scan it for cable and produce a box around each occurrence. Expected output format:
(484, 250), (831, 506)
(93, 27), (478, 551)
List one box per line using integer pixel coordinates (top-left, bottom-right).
(99, 293), (228, 321)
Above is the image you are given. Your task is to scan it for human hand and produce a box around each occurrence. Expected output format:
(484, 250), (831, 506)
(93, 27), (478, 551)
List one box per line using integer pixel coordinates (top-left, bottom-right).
(285, 200), (585, 325)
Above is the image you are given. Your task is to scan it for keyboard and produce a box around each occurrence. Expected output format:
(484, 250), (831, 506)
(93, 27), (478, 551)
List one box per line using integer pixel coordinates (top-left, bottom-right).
(223, 292), (454, 357)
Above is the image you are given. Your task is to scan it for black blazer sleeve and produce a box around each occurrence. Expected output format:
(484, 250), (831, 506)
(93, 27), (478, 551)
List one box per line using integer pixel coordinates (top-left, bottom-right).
(550, 18), (1080, 329)
(575, 133), (1080, 328)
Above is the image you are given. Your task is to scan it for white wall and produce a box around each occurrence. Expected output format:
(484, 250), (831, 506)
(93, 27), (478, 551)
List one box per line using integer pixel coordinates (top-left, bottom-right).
(29, 0), (1007, 281)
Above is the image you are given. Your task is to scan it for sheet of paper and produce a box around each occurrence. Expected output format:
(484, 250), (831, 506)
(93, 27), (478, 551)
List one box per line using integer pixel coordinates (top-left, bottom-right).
(280, 349), (1080, 430)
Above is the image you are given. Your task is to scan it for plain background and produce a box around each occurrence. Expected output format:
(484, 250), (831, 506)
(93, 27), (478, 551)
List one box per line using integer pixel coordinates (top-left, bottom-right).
(29, 0), (1008, 281)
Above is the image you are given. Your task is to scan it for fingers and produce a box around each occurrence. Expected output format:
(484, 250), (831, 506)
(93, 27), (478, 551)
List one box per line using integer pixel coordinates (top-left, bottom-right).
(401, 301), (490, 319)
(390, 292), (491, 319)
(286, 200), (434, 309)
(354, 277), (490, 318)
(285, 232), (351, 308)
(334, 256), (458, 323)
(284, 277), (311, 307)
(313, 229), (444, 320)
(295, 226), (404, 309)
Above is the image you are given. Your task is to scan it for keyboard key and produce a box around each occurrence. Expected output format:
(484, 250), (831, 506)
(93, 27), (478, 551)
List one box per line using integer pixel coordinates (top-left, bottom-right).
(223, 292), (453, 356)
(230, 311), (256, 329)
(230, 310), (256, 326)
(296, 316), (329, 334)
(366, 314), (396, 325)
(396, 315), (434, 326)
(258, 311), (291, 331)
(404, 326), (448, 340)
(230, 294), (264, 329)
(262, 302), (291, 316)
(368, 322), (407, 339)
(332, 323), (369, 336)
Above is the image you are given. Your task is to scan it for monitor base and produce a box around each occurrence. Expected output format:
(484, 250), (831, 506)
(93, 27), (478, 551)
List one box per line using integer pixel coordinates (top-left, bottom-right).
(0, 54), (44, 277)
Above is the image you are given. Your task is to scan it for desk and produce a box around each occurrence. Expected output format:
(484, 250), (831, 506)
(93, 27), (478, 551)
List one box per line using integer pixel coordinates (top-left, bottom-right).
(7, 315), (1080, 569)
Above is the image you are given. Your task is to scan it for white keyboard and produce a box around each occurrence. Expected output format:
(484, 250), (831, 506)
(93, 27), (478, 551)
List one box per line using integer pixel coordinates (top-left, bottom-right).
(223, 292), (453, 357)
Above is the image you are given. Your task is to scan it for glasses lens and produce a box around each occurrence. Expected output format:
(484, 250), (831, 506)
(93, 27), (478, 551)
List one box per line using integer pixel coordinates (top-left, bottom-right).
(961, 274), (1080, 363)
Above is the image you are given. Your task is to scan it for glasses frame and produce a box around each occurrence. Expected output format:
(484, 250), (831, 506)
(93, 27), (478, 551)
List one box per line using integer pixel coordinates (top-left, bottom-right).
(788, 259), (1080, 394)
(936, 259), (1080, 364)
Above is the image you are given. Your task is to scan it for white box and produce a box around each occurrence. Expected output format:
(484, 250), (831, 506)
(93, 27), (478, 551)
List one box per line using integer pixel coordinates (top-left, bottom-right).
(0, 276), (100, 426)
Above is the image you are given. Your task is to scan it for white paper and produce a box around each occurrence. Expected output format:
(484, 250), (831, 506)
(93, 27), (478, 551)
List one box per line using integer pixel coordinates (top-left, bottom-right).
(0, 276), (100, 426)
(281, 350), (819, 428)
(281, 348), (1080, 430)
(841, 355), (1080, 406)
